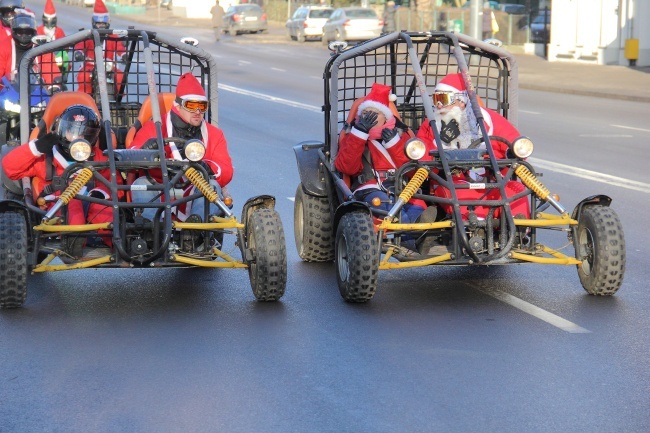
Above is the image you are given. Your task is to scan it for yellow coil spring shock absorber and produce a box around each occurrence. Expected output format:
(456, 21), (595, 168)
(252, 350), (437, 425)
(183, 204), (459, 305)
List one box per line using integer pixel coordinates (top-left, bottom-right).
(386, 167), (429, 220)
(515, 164), (567, 215)
(43, 168), (94, 222)
(185, 167), (218, 203)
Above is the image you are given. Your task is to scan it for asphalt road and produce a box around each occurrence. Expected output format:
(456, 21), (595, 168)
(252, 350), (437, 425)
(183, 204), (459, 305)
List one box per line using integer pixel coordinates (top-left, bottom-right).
(1, 2), (649, 432)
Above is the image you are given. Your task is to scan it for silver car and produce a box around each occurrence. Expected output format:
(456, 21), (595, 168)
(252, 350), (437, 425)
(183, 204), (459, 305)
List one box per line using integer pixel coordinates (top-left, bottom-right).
(286, 5), (333, 43)
(322, 7), (383, 44)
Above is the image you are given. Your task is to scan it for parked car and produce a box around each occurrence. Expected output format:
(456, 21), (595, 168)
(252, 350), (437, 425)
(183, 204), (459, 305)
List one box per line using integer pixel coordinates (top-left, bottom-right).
(322, 7), (383, 44)
(160, 0), (172, 10)
(286, 5), (334, 43)
(500, 3), (526, 14)
(530, 10), (551, 43)
(224, 4), (268, 36)
(83, 0), (95, 7)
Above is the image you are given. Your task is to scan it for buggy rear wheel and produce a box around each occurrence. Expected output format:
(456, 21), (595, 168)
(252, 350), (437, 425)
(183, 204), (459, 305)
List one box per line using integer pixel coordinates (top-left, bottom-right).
(574, 205), (625, 295)
(0, 212), (28, 308)
(294, 184), (334, 262)
(246, 208), (287, 301)
(335, 211), (379, 302)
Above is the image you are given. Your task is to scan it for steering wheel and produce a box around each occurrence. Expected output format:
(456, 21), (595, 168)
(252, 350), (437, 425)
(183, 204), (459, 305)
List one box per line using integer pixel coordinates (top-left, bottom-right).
(468, 135), (512, 150)
(142, 136), (187, 150)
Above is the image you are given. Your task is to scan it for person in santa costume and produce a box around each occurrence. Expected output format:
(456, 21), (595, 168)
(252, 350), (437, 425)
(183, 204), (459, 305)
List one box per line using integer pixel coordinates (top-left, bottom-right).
(415, 72), (530, 252)
(129, 72), (234, 226)
(73, 0), (126, 95)
(0, 0), (23, 45)
(0, 10), (61, 90)
(37, 0), (69, 83)
(334, 83), (435, 244)
(1, 105), (116, 256)
(416, 72), (520, 158)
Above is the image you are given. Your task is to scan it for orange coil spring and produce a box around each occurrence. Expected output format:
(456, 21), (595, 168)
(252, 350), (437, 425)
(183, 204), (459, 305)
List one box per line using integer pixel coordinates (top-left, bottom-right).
(398, 168), (429, 203)
(58, 168), (93, 204)
(515, 165), (550, 200)
(185, 167), (218, 203)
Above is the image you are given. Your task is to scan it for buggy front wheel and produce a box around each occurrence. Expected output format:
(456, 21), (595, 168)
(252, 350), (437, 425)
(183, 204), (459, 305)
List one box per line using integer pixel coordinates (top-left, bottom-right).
(574, 205), (625, 295)
(246, 208), (287, 301)
(0, 212), (28, 308)
(335, 212), (379, 302)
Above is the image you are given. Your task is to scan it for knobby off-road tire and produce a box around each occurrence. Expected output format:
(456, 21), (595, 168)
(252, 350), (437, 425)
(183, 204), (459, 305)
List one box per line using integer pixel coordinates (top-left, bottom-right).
(575, 205), (625, 295)
(247, 208), (287, 301)
(0, 212), (28, 308)
(294, 184), (334, 262)
(335, 212), (379, 302)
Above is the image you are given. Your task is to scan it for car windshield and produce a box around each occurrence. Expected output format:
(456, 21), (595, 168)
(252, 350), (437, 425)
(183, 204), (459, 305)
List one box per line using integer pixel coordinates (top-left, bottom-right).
(237, 5), (260, 12)
(532, 13), (550, 24)
(309, 9), (333, 19)
(346, 9), (377, 19)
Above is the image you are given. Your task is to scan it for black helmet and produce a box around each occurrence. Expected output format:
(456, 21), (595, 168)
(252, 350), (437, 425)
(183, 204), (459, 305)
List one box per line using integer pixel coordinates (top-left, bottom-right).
(55, 105), (101, 156)
(0, 0), (23, 28)
(42, 14), (56, 30)
(91, 14), (110, 30)
(10, 12), (36, 49)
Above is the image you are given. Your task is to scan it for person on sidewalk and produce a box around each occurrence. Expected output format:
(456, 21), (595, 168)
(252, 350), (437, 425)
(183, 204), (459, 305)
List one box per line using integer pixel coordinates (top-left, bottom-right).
(210, 0), (225, 42)
(382, 1), (397, 34)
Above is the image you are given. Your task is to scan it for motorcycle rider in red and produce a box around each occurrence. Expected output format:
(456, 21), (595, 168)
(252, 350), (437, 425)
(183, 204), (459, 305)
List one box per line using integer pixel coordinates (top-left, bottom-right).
(73, 0), (125, 95)
(1, 105), (116, 256)
(36, 0), (65, 40)
(0, 0), (23, 45)
(0, 11), (62, 91)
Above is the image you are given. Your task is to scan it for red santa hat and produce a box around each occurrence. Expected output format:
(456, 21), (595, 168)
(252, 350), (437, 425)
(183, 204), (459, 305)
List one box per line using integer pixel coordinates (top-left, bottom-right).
(176, 72), (208, 101)
(357, 83), (396, 120)
(93, 0), (109, 19)
(43, 0), (56, 19)
(434, 73), (469, 103)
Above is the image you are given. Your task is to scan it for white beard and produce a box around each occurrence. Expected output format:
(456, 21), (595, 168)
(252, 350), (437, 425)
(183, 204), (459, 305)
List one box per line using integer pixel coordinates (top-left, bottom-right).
(434, 105), (480, 150)
(44, 27), (55, 39)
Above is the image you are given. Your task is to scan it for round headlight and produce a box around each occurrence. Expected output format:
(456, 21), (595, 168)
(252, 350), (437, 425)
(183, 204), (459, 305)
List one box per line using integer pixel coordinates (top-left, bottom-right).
(405, 138), (427, 160)
(511, 136), (534, 159)
(69, 139), (92, 162)
(105, 60), (114, 72)
(184, 139), (206, 162)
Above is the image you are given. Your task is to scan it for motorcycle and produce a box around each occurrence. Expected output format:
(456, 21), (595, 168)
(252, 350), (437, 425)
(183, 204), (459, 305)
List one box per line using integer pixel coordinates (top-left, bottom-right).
(0, 76), (58, 147)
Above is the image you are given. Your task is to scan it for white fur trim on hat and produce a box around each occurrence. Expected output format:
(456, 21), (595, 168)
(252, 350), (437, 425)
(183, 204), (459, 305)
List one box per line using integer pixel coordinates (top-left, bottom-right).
(179, 93), (208, 102)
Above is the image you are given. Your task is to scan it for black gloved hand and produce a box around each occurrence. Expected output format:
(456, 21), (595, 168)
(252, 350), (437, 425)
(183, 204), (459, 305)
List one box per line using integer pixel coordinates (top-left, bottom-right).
(142, 138), (159, 150)
(73, 50), (84, 62)
(381, 128), (398, 143)
(355, 111), (378, 134)
(440, 119), (460, 144)
(34, 132), (59, 155)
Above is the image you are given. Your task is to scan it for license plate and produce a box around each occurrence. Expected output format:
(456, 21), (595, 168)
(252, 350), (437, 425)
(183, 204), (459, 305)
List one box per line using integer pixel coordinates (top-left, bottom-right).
(245, 16), (258, 21)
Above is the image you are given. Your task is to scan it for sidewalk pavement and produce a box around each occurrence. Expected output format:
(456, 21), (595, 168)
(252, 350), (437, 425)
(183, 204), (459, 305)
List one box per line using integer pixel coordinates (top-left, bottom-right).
(118, 7), (650, 103)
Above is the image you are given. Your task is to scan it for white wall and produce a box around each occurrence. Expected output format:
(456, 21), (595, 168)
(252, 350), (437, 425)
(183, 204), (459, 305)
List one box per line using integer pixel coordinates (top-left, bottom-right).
(173, 0), (213, 19)
(548, 0), (649, 66)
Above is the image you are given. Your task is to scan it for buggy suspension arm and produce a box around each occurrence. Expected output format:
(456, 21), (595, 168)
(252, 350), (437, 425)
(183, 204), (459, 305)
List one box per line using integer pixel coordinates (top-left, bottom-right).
(515, 164), (568, 216)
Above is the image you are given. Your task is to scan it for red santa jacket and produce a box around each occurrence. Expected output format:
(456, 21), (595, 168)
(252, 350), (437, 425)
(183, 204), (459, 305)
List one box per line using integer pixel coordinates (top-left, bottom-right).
(0, 38), (61, 86)
(334, 125), (411, 193)
(129, 106), (234, 188)
(417, 106), (520, 159)
(36, 25), (66, 40)
(0, 25), (10, 45)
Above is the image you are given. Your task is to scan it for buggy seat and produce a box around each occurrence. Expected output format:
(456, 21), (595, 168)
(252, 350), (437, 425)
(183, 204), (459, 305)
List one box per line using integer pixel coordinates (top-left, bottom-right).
(124, 92), (176, 148)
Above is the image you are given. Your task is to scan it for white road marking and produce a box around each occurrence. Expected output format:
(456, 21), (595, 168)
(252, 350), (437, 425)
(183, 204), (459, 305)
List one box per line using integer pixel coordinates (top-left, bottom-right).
(528, 157), (650, 193)
(309, 76), (321, 80)
(519, 109), (540, 114)
(477, 287), (591, 333)
(611, 124), (650, 133)
(238, 60), (251, 65)
(219, 83), (321, 112)
(271, 67), (286, 72)
(288, 197), (295, 202)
